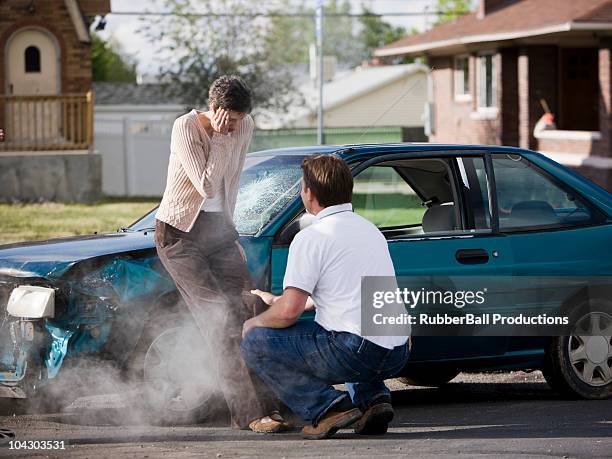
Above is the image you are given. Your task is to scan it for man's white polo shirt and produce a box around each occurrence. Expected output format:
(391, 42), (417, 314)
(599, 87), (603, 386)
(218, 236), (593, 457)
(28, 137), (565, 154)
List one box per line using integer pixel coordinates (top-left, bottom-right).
(283, 203), (409, 349)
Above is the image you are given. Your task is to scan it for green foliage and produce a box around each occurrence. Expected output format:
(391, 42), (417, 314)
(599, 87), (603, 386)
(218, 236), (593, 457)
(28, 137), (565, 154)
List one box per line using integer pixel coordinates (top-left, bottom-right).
(138, 0), (301, 116)
(320, 0), (362, 65)
(358, 7), (408, 59)
(91, 33), (137, 82)
(264, 0), (362, 67)
(266, 1), (416, 67)
(264, 1), (313, 66)
(136, 0), (425, 115)
(436, 0), (472, 24)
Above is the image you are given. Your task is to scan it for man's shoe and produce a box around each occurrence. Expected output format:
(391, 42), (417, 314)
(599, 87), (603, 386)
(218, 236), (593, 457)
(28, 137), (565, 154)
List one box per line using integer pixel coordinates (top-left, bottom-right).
(302, 408), (362, 440)
(354, 402), (394, 435)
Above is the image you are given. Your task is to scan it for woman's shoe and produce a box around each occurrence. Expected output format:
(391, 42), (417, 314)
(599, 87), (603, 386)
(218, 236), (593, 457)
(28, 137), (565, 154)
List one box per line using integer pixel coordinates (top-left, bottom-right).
(248, 412), (292, 433)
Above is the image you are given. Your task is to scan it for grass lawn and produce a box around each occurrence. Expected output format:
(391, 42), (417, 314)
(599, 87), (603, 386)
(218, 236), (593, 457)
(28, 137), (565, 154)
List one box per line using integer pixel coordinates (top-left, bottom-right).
(0, 198), (159, 245)
(353, 192), (426, 228)
(356, 207), (426, 228)
(0, 193), (425, 246)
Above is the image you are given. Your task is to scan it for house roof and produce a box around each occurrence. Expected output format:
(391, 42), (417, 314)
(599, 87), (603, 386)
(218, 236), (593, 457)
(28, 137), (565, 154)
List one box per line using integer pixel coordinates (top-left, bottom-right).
(317, 63), (427, 112)
(92, 82), (184, 106)
(78, 0), (111, 18)
(65, 0), (90, 43)
(257, 63), (427, 129)
(375, 0), (612, 57)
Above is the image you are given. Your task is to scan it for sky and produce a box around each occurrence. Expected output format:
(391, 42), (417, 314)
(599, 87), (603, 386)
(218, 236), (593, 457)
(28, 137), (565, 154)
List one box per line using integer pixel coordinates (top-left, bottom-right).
(97, 0), (449, 76)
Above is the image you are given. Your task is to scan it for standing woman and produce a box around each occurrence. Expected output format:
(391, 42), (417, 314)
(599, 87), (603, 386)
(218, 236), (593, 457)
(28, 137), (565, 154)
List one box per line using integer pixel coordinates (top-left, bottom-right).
(155, 75), (287, 433)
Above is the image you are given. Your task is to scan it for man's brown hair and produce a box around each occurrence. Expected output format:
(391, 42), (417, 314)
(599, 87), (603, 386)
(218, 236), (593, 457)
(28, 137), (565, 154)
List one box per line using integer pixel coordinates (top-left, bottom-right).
(301, 155), (353, 207)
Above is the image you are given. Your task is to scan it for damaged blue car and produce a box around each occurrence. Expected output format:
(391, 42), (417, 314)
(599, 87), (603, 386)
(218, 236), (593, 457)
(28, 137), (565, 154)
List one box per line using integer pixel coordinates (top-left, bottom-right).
(1, 144), (612, 422)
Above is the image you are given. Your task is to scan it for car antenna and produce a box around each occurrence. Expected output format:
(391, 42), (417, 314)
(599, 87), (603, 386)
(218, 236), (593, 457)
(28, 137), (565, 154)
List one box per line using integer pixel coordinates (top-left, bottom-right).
(357, 65), (435, 143)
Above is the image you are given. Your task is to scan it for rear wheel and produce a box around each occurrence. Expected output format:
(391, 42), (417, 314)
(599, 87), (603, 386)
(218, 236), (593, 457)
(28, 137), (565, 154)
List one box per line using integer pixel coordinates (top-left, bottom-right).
(399, 367), (460, 387)
(543, 311), (612, 399)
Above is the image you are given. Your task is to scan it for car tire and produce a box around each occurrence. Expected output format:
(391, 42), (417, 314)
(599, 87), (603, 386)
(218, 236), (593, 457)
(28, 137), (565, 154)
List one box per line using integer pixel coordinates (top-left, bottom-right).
(128, 311), (226, 424)
(399, 367), (460, 387)
(543, 308), (612, 400)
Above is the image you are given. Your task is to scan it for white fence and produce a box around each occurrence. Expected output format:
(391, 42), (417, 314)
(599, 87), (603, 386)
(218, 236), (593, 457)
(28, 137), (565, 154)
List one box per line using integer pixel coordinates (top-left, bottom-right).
(94, 105), (415, 197)
(94, 105), (184, 197)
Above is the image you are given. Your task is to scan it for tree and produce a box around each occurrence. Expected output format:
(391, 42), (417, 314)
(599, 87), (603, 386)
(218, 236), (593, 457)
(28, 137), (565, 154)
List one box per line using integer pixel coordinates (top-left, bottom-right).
(137, 0), (300, 117)
(264, 0), (363, 68)
(91, 33), (137, 82)
(358, 7), (410, 60)
(265, 1), (414, 67)
(436, 0), (472, 24)
(264, 0), (313, 66)
(321, 0), (363, 66)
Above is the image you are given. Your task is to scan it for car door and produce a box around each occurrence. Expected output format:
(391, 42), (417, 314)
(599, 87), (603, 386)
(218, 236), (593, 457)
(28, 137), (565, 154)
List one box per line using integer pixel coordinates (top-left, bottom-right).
(350, 152), (514, 361)
(488, 153), (612, 347)
(490, 152), (612, 276)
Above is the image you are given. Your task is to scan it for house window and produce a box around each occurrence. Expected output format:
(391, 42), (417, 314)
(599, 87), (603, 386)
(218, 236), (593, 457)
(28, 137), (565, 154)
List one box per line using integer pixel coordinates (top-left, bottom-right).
(25, 46), (41, 73)
(478, 53), (496, 108)
(454, 56), (470, 100)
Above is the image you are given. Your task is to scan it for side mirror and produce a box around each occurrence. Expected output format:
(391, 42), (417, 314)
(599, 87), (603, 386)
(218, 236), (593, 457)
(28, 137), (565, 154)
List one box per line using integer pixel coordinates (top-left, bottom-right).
(275, 213), (316, 245)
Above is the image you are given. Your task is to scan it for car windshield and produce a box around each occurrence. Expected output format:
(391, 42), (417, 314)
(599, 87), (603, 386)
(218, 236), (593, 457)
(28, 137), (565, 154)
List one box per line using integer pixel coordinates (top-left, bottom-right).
(129, 153), (305, 235)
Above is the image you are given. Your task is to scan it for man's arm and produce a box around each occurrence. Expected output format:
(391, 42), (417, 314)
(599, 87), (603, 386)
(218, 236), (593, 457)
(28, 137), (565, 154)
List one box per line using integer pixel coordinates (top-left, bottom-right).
(242, 287), (309, 337)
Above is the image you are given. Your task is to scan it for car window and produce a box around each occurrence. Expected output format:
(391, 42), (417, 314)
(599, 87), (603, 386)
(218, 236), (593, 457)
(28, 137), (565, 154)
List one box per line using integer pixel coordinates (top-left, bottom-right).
(492, 154), (594, 230)
(353, 157), (489, 239)
(234, 154), (304, 234)
(352, 165), (425, 228)
(353, 156), (496, 238)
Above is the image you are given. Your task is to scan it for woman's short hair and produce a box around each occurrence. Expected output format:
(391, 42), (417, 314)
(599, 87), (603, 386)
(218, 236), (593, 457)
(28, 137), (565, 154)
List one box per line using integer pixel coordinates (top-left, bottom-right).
(208, 75), (252, 113)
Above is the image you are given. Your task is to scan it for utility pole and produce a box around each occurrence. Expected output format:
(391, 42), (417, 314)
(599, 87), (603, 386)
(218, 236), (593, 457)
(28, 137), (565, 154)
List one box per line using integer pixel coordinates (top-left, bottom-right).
(316, 0), (324, 144)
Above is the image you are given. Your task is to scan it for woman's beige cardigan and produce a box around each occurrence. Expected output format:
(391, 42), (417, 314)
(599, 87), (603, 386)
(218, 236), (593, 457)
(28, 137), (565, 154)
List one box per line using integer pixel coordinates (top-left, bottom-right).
(156, 109), (254, 232)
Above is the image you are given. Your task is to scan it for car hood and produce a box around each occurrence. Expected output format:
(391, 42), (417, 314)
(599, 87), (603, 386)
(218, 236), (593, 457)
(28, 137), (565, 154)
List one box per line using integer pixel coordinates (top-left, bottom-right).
(0, 231), (271, 283)
(0, 232), (155, 280)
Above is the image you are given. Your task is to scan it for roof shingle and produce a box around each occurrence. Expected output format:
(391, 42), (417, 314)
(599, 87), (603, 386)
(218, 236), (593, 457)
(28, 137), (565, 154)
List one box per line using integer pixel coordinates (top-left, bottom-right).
(376, 0), (612, 57)
(92, 82), (183, 106)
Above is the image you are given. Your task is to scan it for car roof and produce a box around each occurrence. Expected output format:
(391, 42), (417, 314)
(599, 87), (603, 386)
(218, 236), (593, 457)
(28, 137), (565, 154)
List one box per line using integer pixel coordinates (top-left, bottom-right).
(247, 143), (528, 158)
(247, 143), (612, 218)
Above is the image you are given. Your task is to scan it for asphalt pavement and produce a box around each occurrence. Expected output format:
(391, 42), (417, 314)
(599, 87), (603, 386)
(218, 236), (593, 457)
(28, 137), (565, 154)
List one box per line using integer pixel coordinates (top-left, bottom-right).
(0, 371), (611, 458)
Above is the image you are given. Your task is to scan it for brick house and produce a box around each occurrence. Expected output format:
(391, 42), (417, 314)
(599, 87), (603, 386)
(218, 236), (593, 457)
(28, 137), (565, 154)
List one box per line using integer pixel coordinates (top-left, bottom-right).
(0, 0), (110, 202)
(375, 0), (612, 192)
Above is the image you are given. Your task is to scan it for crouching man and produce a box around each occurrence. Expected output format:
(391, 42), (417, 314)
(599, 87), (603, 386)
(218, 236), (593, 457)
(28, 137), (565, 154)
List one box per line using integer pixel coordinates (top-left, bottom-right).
(240, 154), (410, 439)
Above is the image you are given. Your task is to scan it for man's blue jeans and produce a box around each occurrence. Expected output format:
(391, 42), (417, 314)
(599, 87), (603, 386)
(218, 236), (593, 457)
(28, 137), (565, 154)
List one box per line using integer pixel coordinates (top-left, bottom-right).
(240, 321), (410, 424)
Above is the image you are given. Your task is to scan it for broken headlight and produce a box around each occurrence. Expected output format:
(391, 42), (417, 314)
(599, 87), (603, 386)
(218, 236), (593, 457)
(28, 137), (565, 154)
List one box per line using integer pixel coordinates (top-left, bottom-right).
(7, 285), (55, 319)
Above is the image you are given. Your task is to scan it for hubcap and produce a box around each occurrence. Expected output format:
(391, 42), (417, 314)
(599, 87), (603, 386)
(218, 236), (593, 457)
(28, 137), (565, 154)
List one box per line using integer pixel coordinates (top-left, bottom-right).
(568, 312), (612, 387)
(143, 326), (219, 412)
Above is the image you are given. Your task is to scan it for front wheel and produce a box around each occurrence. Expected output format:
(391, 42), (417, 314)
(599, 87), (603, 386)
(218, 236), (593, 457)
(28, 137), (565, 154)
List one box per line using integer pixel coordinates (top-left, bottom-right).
(543, 311), (612, 399)
(129, 313), (225, 424)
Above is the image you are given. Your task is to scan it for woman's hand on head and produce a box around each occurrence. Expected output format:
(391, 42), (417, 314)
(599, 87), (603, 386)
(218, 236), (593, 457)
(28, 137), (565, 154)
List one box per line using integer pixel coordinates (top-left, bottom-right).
(211, 107), (230, 135)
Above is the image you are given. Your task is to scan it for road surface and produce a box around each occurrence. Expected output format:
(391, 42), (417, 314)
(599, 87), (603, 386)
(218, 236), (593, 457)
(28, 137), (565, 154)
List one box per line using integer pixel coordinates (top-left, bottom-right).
(1, 371), (611, 458)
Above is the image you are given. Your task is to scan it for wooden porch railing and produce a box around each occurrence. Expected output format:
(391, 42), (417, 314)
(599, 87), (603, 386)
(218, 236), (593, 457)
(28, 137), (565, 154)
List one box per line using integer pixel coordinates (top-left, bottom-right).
(0, 92), (94, 151)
